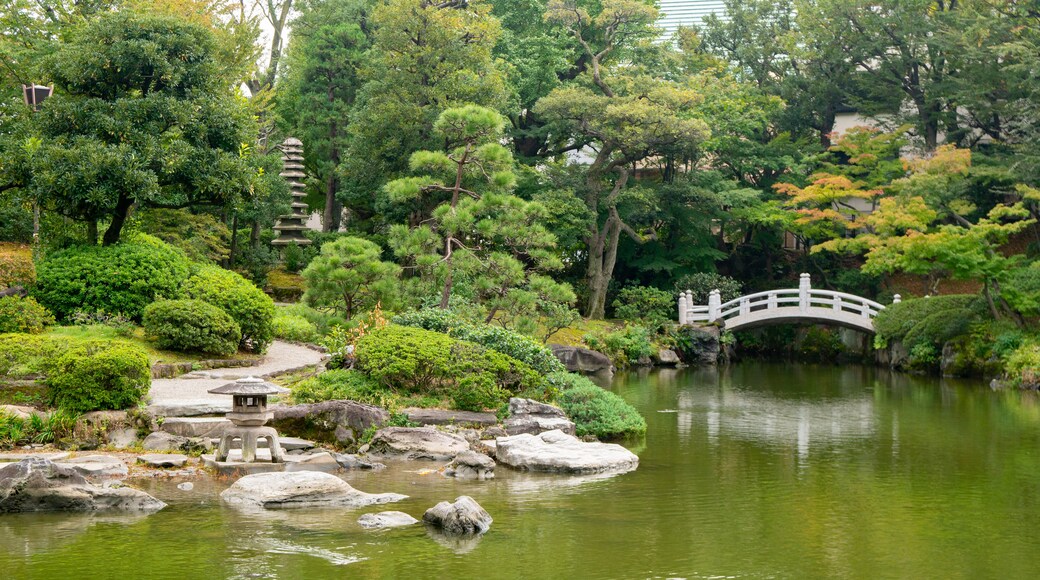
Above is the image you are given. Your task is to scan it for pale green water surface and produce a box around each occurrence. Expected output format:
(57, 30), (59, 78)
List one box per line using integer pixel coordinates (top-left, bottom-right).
(3, 363), (1040, 579)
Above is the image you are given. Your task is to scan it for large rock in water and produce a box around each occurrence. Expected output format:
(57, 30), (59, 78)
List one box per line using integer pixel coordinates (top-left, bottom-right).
(548, 344), (614, 374)
(357, 511), (419, 529)
(220, 471), (406, 509)
(0, 459), (166, 513)
(270, 400), (389, 446)
(423, 496), (492, 535)
(504, 397), (576, 436)
(495, 429), (639, 474)
(681, 324), (721, 366)
(443, 450), (495, 480)
(366, 427), (469, 461)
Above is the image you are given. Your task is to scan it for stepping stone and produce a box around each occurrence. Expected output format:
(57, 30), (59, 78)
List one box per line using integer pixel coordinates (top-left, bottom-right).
(58, 455), (129, 478)
(137, 454), (189, 468)
(146, 401), (231, 417)
(159, 417), (231, 438)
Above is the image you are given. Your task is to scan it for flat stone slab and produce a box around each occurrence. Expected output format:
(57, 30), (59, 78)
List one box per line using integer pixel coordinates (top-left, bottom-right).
(207, 436), (315, 451)
(403, 408), (498, 427)
(495, 429), (639, 474)
(0, 452), (70, 463)
(358, 511), (419, 529)
(220, 471), (407, 509)
(137, 454), (188, 468)
(159, 417), (231, 438)
(146, 401), (231, 417)
(57, 455), (129, 478)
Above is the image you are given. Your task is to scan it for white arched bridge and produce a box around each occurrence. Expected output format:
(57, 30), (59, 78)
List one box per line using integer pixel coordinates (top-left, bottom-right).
(678, 274), (900, 334)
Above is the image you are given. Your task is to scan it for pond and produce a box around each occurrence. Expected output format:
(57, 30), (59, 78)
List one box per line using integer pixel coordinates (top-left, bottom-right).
(4, 363), (1040, 578)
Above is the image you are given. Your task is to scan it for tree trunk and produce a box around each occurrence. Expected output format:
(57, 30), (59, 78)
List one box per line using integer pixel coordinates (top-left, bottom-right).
(86, 220), (98, 246)
(102, 194), (133, 245)
(250, 220), (261, 249)
(439, 250), (453, 309)
(228, 213), (239, 266)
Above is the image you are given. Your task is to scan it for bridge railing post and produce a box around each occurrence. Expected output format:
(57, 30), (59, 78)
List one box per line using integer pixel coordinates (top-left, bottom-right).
(893, 294), (901, 304)
(799, 273), (811, 312)
(678, 292), (688, 325)
(708, 289), (721, 322)
(768, 292), (777, 310)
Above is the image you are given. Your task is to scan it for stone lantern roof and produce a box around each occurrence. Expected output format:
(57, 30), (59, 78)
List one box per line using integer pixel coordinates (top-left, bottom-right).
(208, 377), (288, 397)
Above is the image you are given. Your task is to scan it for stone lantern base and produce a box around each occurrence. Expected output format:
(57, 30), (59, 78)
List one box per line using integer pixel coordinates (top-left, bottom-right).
(215, 426), (285, 463)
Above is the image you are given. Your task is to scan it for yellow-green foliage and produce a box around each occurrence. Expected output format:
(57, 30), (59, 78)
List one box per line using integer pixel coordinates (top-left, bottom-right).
(47, 340), (151, 414)
(0, 296), (56, 334)
(0, 243), (34, 289)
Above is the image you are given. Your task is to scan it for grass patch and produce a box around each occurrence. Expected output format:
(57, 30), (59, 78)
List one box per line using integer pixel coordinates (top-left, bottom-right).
(543, 318), (617, 346)
(45, 325), (261, 365)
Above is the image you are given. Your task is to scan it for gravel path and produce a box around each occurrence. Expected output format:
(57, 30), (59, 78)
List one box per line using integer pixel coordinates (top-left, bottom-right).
(147, 341), (324, 415)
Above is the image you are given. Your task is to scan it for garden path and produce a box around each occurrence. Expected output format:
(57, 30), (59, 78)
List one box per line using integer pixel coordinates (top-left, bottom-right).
(147, 341), (324, 417)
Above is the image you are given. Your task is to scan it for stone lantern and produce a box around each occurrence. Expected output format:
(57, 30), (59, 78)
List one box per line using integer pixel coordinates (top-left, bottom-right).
(208, 377), (289, 463)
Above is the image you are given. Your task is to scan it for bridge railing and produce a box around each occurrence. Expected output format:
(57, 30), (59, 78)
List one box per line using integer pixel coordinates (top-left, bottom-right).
(678, 273), (900, 326)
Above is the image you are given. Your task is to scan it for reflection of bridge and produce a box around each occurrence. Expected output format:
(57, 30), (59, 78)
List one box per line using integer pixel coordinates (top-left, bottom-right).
(678, 273), (899, 334)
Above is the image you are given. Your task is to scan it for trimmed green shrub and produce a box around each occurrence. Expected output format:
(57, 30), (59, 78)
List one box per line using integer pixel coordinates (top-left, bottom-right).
(583, 324), (654, 368)
(273, 313), (320, 343)
(548, 372), (647, 440)
(278, 303), (345, 336)
(393, 308), (566, 375)
(290, 369), (397, 408)
(0, 334), (70, 378)
(46, 341), (151, 414)
(673, 272), (743, 304)
(1006, 339), (1040, 387)
(612, 285), (675, 326)
(33, 235), (192, 321)
(0, 296), (56, 334)
(355, 325), (541, 411)
(184, 265), (275, 352)
(1002, 264), (1040, 319)
(873, 295), (982, 349)
(142, 299), (242, 356)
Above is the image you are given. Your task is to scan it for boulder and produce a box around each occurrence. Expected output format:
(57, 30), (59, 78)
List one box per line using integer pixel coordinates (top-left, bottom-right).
(0, 405), (40, 420)
(57, 455), (129, 478)
(357, 511), (419, 529)
(0, 458), (165, 513)
(270, 400), (389, 446)
(422, 496), (492, 535)
(137, 454), (188, 468)
(495, 429), (639, 474)
(680, 324), (721, 366)
(331, 453), (386, 470)
(443, 450), (495, 480)
(220, 471), (406, 509)
(653, 349), (681, 366)
(284, 451), (340, 473)
(403, 408), (497, 427)
(106, 428), (140, 449)
(503, 397), (575, 437)
(366, 427), (469, 461)
(548, 344), (613, 374)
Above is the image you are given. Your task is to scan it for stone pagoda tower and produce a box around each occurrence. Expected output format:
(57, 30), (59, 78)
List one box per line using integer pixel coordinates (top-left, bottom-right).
(271, 137), (312, 247)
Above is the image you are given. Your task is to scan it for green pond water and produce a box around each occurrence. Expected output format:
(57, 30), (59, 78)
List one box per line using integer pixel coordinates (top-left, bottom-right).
(4, 362), (1040, 579)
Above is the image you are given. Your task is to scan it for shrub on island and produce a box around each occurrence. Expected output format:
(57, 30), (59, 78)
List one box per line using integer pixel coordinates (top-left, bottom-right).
(547, 372), (647, 440)
(142, 299), (242, 356)
(355, 325), (542, 412)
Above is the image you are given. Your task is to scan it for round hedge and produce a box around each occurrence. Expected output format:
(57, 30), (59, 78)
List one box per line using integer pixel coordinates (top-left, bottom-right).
(184, 265), (275, 352)
(143, 299), (242, 356)
(548, 371), (647, 440)
(0, 296), (55, 334)
(47, 340), (151, 414)
(33, 235), (192, 321)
